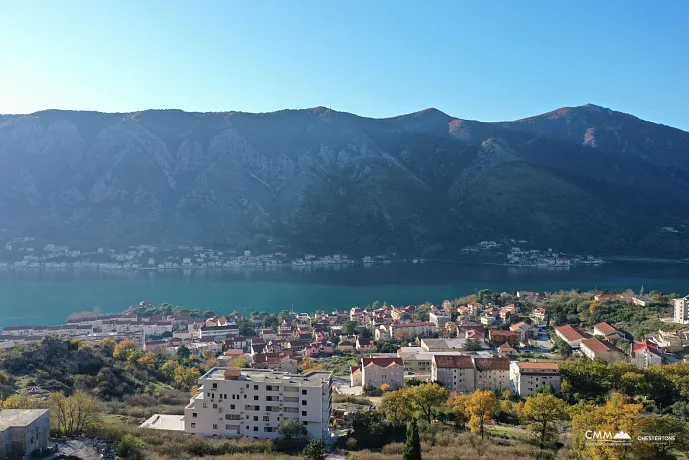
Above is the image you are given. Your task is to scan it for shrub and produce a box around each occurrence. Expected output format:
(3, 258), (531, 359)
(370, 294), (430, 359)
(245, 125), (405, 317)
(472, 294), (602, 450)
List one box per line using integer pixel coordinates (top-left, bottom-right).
(117, 435), (145, 460)
(346, 437), (358, 450)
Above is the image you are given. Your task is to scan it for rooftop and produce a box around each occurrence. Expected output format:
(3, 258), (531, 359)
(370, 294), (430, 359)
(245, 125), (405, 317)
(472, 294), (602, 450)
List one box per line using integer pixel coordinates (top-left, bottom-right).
(199, 367), (332, 387)
(581, 337), (612, 353)
(139, 414), (185, 432)
(434, 355), (474, 369)
(556, 325), (585, 341)
(0, 409), (49, 430)
(594, 322), (617, 334)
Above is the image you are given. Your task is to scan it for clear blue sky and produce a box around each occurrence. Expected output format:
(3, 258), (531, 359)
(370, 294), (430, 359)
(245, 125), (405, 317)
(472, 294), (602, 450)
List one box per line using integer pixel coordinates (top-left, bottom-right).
(1, 1), (688, 130)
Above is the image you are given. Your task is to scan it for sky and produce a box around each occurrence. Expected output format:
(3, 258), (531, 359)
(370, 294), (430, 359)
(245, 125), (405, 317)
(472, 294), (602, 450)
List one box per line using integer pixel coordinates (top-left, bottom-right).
(1, 1), (688, 130)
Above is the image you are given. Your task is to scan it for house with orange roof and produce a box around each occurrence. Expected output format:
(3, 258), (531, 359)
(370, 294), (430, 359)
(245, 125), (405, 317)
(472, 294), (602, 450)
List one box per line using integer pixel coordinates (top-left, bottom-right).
(580, 337), (624, 363)
(554, 325), (586, 348)
(497, 343), (516, 357)
(509, 361), (561, 397)
(509, 321), (537, 345)
(631, 340), (662, 368)
(360, 356), (404, 390)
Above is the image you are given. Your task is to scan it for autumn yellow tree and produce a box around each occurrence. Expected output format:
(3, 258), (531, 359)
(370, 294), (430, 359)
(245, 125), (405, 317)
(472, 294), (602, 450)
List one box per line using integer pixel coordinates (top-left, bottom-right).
(230, 355), (251, 368)
(137, 352), (158, 369)
(447, 392), (470, 429)
(380, 383), (391, 392)
(201, 349), (216, 361)
(49, 390), (102, 437)
(571, 392), (644, 460)
(519, 393), (569, 448)
(113, 338), (137, 360)
(100, 338), (116, 357)
(160, 360), (180, 378)
(466, 389), (498, 439)
(300, 357), (325, 373)
(174, 366), (200, 390)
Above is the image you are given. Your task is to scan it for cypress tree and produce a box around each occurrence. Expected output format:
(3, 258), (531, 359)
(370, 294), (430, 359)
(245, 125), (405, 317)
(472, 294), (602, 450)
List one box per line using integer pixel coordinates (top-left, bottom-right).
(402, 419), (422, 460)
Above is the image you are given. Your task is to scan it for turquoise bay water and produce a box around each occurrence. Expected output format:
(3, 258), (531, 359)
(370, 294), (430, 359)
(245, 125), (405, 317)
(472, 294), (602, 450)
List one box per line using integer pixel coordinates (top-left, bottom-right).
(0, 261), (688, 327)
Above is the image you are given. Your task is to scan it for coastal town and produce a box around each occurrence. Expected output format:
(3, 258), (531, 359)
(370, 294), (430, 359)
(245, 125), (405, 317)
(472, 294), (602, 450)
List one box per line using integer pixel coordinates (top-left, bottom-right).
(1, 289), (688, 455)
(0, 236), (605, 271)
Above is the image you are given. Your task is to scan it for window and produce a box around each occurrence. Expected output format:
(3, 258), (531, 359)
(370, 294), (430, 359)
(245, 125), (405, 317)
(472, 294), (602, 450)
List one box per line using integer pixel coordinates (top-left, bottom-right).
(213, 424), (218, 429)
(302, 411), (307, 416)
(212, 383), (218, 389)
(253, 426), (258, 432)
(202, 403), (208, 408)
(253, 416), (258, 421)
(254, 395), (259, 401)
(301, 389), (307, 395)
(191, 423), (196, 428)
(192, 413), (198, 418)
(301, 400), (307, 405)
(263, 416), (269, 421)
(303, 421), (308, 426)
(264, 427), (274, 432)
(231, 404), (235, 410)
(254, 385), (259, 390)
(213, 404), (218, 409)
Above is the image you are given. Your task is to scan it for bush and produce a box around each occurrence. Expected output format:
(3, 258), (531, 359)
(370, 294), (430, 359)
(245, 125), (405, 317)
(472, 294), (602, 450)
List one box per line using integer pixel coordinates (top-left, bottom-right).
(117, 435), (145, 460)
(346, 437), (358, 450)
(333, 395), (372, 406)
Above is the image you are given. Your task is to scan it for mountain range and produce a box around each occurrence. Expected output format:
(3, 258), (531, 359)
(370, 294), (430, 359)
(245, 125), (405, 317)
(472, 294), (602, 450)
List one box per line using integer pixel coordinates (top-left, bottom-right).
(0, 104), (688, 257)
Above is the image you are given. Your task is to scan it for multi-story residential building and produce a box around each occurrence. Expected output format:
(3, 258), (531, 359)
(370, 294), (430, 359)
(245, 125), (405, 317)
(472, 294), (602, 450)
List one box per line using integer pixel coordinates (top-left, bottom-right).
(360, 357), (404, 390)
(473, 357), (510, 391)
(199, 325), (239, 339)
(488, 330), (518, 346)
(185, 368), (332, 440)
(673, 296), (689, 324)
(554, 325), (586, 348)
(355, 337), (374, 352)
(431, 355), (475, 392)
(143, 321), (173, 337)
(374, 325), (391, 341)
(580, 337), (623, 363)
(509, 362), (561, 397)
(0, 409), (51, 460)
(429, 311), (451, 329)
(632, 340), (663, 368)
(648, 329), (688, 353)
(389, 322), (437, 339)
(508, 322), (537, 345)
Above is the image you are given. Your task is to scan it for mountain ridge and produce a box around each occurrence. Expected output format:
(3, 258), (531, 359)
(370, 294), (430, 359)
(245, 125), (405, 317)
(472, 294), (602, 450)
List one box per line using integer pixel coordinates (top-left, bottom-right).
(0, 104), (687, 257)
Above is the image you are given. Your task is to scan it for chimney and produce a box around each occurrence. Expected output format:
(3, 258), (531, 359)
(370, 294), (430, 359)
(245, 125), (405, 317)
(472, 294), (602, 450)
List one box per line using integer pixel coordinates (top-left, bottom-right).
(224, 368), (241, 380)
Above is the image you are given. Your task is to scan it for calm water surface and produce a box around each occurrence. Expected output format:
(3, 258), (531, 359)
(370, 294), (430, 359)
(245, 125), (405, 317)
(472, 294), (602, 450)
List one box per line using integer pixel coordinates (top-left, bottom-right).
(0, 261), (688, 327)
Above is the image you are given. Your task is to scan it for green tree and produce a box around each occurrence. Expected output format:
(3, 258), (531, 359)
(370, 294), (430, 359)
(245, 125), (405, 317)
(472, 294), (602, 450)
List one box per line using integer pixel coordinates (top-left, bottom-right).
(49, 390), (102, 437)
(302, 440), (327, 460)
(402, 419), (422, 460)
(127, 349), (145, 364)
(462, 339), (483, 352)
(277, 418), (307, 439)
(343, 320), (358, 334)
(116, 435), (145, 460)
(176, 344), (191, 361)
(520, 394), (569, 448)
(633, 415), (689, 459)
(408, 383), (449, 424)
(100, 338), (116, 357)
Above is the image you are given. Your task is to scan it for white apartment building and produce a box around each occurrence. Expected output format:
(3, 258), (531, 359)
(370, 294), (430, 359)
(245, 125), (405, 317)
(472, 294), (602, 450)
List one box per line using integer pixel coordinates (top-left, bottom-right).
(429, 311), (451, 329)
(185, 368), (332, 440)
(509, 362), (561, 397)
(673, 296), (689, 324)
(389, 322), (437, 339)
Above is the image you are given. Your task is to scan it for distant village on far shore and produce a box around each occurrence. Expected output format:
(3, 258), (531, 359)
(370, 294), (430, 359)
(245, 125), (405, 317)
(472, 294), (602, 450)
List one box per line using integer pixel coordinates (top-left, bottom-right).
(0, 236), (604, 271)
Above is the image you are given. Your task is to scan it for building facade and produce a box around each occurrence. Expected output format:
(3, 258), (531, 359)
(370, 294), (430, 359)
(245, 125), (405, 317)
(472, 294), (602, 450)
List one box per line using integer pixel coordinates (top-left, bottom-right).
(431, 355), (475, 392)
(673, 296), (689, 325)
(184, 368), (332, 440)
(360, 357), (404, 390)
(0, 409), (51, 460)
(509, 362), (561, 397)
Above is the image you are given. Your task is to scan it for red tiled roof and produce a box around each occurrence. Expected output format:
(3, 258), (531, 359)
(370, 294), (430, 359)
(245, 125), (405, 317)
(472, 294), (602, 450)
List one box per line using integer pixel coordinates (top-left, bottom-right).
(473, 357), (510, 371)
(362, 357), (403, 368)
(434, 355), (474, 369)
(498, 343), (516, 350)
(351, 365), (361, 374)
(556, 325), (585, 342)
(509, 322), (527, 331)
(581, 337), (611, 353)
(594, 322), (616, 334)
(489, 330), (517, 337)
(633, 340), (660, 355)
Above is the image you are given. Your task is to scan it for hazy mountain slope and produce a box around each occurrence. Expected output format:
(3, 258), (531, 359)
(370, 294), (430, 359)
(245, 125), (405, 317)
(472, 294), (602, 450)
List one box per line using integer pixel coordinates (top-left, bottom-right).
(0, 105), (687, 257)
